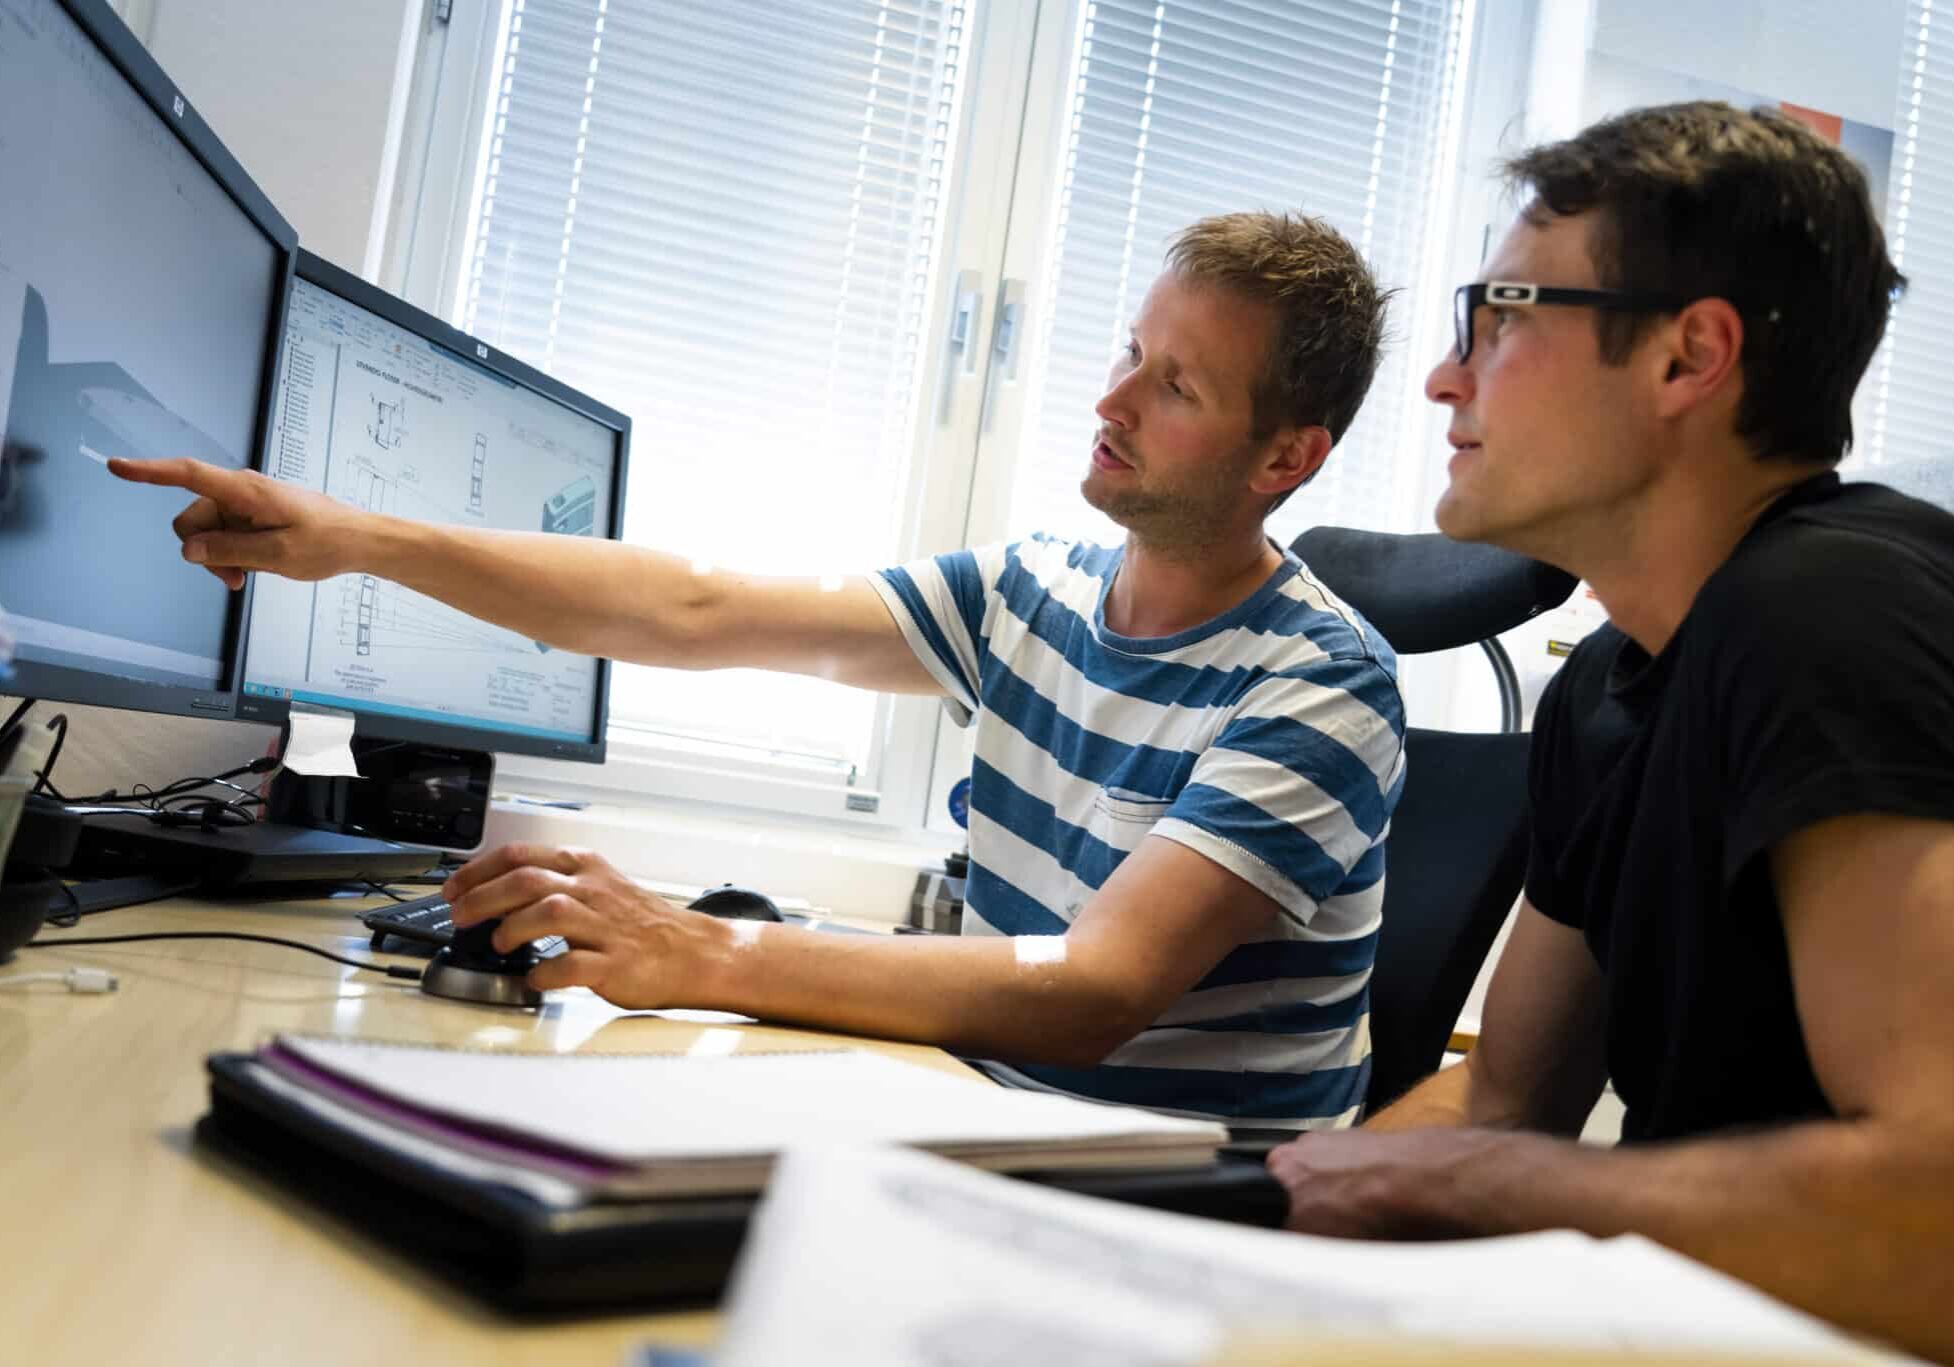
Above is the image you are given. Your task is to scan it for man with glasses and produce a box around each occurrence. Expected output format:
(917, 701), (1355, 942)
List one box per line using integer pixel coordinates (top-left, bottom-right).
(1265, 102), (1954, 1362)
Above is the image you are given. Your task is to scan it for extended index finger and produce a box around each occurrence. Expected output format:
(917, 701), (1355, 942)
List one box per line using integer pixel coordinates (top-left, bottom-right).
(107, 456), (262, 508)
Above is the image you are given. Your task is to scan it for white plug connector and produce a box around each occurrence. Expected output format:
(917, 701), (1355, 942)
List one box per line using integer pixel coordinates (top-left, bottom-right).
(0, 966), (120, 993)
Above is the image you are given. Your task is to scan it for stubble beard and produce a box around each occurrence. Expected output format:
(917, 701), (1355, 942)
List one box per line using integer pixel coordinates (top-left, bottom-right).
(1081, 438), (1260, 557)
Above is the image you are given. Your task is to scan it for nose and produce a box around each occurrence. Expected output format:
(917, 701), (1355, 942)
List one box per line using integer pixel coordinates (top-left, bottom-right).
(1425, 348), (1473, 409)
(1096, 362), (1139, 430)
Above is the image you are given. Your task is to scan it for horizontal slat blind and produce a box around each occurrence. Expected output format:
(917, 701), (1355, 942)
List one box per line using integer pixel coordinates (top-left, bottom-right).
(456, 0), (968, 769)
(1860, 0), (1954, 511)
(1008, 0), (1466, 547)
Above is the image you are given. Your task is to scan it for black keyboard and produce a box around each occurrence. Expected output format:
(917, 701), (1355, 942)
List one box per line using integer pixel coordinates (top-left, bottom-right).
(361, 889), (882, 952)
(361, 893), (571, 958)
(360, 892), (458, 949)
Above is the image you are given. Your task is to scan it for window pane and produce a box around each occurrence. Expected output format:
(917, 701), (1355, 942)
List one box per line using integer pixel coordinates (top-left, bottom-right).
(1860, 0), (1954, 512)
(454, 0), (971, 770)
(1007, 0), (1468, 546)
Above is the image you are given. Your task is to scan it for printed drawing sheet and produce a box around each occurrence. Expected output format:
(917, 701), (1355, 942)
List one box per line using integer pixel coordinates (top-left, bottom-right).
(711, 1145), (1898, 1367)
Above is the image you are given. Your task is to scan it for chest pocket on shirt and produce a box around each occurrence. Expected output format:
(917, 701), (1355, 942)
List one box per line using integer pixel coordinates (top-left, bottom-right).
(1087, 786), (1173, 856)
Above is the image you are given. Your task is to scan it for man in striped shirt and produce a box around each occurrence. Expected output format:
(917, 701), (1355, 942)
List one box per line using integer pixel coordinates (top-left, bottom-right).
(119, 212), (1405, 1132)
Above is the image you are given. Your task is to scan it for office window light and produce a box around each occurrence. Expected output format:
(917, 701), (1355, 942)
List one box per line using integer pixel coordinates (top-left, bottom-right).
(453, 0), (969, 778)
(1861, 0), (1954, 512)
(1006, 0), (1471, 547)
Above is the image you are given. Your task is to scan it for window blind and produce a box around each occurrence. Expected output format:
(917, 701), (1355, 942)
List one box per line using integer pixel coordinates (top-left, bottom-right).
(1007, 0), (1468, 547)
(1861, 0), (1954, 512)
(457, 0), (968, 769)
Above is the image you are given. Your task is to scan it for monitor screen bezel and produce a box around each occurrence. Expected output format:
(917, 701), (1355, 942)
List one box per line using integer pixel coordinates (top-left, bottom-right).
(234, 248), (629, 765)
(3, 0), (299, 721)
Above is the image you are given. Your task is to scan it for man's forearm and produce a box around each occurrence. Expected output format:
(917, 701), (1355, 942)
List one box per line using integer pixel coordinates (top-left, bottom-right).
(689, 923), (1146, 1068)
(1363, 1060), (1471, 1131)
(1385, 1120), (1954, 1362)
(359, 513), (719, 665)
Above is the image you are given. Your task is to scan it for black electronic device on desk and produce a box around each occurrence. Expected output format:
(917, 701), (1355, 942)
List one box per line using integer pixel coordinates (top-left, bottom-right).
(65, 808), (439, 889)
(420, 916), (544, 1009)
(267, 736), (496, 851)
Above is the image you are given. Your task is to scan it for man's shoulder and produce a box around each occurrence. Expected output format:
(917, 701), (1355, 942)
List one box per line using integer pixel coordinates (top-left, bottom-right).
(996, 533), (1119, 592)
(1253, 561), (1400, 673)
(1706, 477), (1954, 618)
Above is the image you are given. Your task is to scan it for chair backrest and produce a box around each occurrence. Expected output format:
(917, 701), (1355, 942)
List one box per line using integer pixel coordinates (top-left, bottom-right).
(1290, 527), (1575, 655)
(1364, 726), (1531, 1113)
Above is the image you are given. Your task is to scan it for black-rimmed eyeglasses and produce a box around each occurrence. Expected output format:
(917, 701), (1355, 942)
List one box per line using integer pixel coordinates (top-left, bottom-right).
(1453, 281), (1695, 362)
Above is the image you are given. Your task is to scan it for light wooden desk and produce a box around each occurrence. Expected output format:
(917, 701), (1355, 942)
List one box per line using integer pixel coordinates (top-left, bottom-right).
(2, 893), (979, 1367)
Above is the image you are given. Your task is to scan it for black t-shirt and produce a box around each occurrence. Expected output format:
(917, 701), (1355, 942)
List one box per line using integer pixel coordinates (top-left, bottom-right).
(1526, 474), (1954, 1143)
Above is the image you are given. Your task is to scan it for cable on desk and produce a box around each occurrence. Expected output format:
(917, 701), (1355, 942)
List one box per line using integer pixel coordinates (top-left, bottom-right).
(0, 695), (32, 744)
(22, 932), (425, 981)
(0, 967), (118, 993)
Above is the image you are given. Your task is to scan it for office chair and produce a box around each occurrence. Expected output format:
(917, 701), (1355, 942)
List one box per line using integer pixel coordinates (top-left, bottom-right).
(1290, 528), (1576, 1112)
(1291, 528), (1576, 731)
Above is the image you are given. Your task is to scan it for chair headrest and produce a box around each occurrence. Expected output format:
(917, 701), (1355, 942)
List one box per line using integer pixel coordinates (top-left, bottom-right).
(1290, 527), (1577, 654)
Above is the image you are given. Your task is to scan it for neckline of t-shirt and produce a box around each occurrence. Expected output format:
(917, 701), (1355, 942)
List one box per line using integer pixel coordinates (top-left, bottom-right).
(1090, 541), (1302, 655)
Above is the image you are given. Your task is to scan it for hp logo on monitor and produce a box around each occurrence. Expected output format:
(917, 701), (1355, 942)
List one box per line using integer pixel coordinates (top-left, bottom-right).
(172, 94), (184, 118)
(475, 344), (488, 360)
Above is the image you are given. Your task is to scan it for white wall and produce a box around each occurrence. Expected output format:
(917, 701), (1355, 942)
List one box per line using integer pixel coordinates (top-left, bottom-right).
(15, 0), (427, 799)
(122, 0), (422, 274)
(1590, 0), (1906, 129)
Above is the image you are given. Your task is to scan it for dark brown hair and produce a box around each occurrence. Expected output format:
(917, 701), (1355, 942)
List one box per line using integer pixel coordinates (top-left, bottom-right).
(1167, 211), (1392, 447)
(1505, 101), (1905, 465)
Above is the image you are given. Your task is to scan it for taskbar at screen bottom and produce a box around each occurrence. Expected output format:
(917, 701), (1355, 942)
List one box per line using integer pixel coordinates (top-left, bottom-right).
(239, 682), (597, 748)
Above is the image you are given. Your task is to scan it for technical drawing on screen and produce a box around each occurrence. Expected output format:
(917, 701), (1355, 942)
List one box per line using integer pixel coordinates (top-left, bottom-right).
(240, 267), (621, 751)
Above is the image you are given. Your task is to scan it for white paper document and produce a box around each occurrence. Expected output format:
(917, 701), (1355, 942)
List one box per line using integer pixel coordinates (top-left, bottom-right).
(711, 1145), (1898, 1367)
(279, 704), (361, 777)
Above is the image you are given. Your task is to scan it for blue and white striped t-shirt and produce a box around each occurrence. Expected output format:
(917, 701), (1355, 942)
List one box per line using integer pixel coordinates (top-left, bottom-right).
(871, 535), (1407, 1130)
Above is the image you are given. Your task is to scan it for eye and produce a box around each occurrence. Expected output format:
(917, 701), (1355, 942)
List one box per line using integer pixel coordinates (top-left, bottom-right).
(1123, 338), (1141, 364)
(1165, 377), (1189, 399)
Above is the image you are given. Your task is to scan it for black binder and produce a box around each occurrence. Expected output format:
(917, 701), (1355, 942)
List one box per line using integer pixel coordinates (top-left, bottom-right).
(195, 1052), (1290, 1314)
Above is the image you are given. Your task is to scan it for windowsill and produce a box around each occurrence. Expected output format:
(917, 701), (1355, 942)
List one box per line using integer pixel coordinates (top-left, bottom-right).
(482, 791), (960, 924)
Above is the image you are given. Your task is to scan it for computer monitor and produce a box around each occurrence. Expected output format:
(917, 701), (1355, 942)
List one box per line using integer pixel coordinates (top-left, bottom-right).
(236, 250), (628, 763)
(0, 0), (296, 718)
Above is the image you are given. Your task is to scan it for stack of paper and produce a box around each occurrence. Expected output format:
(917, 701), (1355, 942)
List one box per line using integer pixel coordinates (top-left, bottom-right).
(708, 1146), (1898, 1366)
(244, 1034), (1226, 1203)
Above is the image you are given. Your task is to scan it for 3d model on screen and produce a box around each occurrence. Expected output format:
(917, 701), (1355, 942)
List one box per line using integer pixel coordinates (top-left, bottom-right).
(1, 285), (232, 530)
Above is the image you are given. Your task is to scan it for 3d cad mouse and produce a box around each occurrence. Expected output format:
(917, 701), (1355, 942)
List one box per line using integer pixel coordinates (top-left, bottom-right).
(420, 917), (543, 1008)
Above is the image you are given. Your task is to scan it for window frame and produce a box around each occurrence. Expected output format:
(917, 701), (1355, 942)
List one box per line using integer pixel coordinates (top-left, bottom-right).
(375, 0), (1536, 827)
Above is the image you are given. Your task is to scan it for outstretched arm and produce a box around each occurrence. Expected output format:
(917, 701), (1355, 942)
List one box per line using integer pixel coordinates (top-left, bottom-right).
(108, 457), (940, 692)
(1268, 812), (1954, 1363)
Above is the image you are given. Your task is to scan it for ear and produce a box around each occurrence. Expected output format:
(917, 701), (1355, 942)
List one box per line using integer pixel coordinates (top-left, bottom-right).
(1651, 297), (1744, 422)
(1256, 425), (1333, 500)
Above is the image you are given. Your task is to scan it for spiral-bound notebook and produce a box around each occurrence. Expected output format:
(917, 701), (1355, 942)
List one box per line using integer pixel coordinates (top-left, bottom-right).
(194, 1039), (1286, 1310)
(246, 1034), (1226, 1202)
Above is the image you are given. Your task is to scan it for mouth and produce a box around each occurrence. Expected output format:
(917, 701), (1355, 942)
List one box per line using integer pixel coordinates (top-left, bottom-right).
(1444, 437), (1482, 480)
(1091, 439), (1132, 471)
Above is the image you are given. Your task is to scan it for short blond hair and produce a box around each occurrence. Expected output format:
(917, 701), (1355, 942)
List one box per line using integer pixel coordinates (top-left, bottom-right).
(1166, 211), (1391, 444)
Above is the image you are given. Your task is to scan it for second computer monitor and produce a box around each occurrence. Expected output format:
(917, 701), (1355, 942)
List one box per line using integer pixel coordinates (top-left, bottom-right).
(237, 252), (628, 762)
